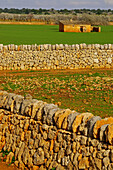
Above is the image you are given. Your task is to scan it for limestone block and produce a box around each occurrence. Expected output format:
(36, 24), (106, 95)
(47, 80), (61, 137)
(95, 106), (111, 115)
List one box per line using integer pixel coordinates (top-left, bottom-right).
(0, 91), (8, 108)
(46, 108), (59, 125)
(94, 158), (102, 170)
(71, 44), (75, 50)
(104, 44), (108, 50)
(55, 44), (59, 50)
(36, 102), (47, 121)
(43, 44), (49, 50)
(105, 124), (113, 145)
(93, 117), (113, 139)
(94, 59), (99, 63)
(54, 109), (72, 129)
(106, 64), (111, 68)
(79, 157), (89, 169)
(99, 124), (109, 141)
(103, 157), (110, 167)
(64, 44), (69, 50)
(48, 44), (52, 50)
(108, 163), (113, 170)
(21, 99), (33, 116)
(72, 112), (93, 133)
(0, 44), (3, 51)
(59, 44), (64, 50)
(10, 44), (15, 51)
(81, 136), (87, 145)
(108, 58), (112, 64)
(110, 150), (113, 163)
(18, 142), (25, 162)
(34, 148), (44, 165)
(5, 93), (16, 111)
(67, 112), (80, 131)
(13, 95), (24, 114)
(27, 45), (32, 51)
(87, 44), (91, 49)
(40, 45), (44, 51)
(75, 44), (80, 50)
(31, 100), (45, 119)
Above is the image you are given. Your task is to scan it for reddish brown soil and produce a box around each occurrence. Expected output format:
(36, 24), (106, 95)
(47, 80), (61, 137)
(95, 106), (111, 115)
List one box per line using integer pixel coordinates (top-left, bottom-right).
(0, 68), (113, 77)
(0, 162), (18, 170)
(0, 21), (56, 25)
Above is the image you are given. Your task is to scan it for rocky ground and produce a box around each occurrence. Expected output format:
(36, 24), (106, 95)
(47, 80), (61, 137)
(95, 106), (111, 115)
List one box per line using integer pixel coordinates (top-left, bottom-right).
(0, 68), (112, 118)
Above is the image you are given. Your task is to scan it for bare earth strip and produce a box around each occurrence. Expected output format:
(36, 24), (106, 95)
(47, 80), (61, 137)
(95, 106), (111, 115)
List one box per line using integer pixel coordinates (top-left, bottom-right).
(0, 21), (55, 25)
(0, 162), (18, 170)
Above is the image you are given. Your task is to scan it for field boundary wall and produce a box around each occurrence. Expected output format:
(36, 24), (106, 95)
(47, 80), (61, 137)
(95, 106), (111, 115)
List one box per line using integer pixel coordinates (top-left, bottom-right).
(0, 91), (113, 169)
(0, 44), (113, 70)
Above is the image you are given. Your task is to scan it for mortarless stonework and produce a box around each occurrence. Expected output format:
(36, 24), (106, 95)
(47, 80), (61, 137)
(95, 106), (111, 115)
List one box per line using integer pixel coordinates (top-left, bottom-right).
(0, 44), (113, 70)
(0, 91), (113, 169)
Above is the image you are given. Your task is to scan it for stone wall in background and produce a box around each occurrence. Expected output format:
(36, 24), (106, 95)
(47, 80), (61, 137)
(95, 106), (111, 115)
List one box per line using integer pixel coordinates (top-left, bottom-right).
(0, 44), (113, 70)
(0, 91), (113, 169)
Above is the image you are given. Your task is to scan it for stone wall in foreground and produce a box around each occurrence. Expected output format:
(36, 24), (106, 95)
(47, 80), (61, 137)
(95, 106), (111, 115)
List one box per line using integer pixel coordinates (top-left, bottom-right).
(0, 91), (113, 169)
(0, 44), (113, 70)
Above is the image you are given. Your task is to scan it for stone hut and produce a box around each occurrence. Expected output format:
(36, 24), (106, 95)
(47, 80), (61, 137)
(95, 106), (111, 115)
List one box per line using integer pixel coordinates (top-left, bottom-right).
(59, 21), (101, 32)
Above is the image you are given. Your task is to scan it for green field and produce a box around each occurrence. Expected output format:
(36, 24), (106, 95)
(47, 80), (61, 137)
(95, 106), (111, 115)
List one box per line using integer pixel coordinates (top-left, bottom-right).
(0, 24), (113, 45)
(0, 69), (113, 118)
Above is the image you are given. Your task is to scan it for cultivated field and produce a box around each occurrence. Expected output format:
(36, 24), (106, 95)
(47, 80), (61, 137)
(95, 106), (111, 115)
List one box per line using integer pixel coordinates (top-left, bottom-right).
(0, 69), (113, 118)
(0, 24), (113, 44)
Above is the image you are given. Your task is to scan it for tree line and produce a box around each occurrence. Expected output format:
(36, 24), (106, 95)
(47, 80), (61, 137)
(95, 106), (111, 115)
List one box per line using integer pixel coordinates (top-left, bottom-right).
(0, 8), (113, 15)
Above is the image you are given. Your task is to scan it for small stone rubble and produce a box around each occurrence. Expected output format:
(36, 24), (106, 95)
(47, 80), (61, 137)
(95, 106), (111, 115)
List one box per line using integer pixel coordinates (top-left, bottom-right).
(0, 90), (113, 169)
(0, 43), (113, 70)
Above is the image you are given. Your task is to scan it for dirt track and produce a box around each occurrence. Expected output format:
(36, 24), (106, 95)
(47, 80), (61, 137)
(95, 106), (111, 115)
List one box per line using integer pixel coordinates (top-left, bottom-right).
(0, 21), (55, 25)
(0, 68), (113, 76)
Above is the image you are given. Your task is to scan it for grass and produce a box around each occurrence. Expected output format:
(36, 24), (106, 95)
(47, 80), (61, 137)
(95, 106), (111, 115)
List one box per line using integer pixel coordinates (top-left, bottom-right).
(0, 24), (113, 44)
(0, 149), (15, 165)
(0, 69), (113, 118)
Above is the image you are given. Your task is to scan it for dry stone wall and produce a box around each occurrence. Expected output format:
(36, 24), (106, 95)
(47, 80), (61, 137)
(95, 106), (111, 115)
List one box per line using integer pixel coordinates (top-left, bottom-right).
(0, 91), (113, 169)
(0, 44), (113, 70)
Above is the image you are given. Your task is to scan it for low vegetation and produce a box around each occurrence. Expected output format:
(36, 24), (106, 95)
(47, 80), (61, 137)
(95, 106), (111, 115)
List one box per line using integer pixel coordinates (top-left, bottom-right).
(0, 24), (113, 44)
(0, 69), (113, 118)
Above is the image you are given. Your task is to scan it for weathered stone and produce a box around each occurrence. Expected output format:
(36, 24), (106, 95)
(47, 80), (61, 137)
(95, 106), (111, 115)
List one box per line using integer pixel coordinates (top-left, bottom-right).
(87, 116), (101, 137)
(110, 150), (113, 163)
(94, 158), (102, 170)
(36, 102), (46, 121)
(81, 136), (87, 145)
(48, 128), (56, 140)
(56, 164), (64, 170)
(99, 124), (109, 141)
(93, 117), (113, 139)
(91, 139), (99, 147)
(57, 132), (63, 142)
(79, 157), (89, 169)
(67, 112), (79, 131)
(108, 163), (113, 170)
(13, 95), (24, 113)
(105, 124), (113, 144)
(43, 103), (58, 124)
(54, 109), (72, 129)
(18, 142), (25, 162)
(72, 113), (93, 133)
(54, 141), (60, 153)
(103, 157), (110, 167)
(34, 148), (44, 165)
(46, 108), (59, 125)
(57, 148), (65, 163)
(66, 145), (72, 155)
